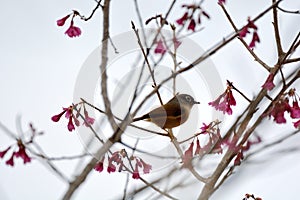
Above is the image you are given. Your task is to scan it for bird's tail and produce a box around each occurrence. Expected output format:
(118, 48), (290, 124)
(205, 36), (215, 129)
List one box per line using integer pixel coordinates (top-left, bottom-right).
(132, 114), (150, 122)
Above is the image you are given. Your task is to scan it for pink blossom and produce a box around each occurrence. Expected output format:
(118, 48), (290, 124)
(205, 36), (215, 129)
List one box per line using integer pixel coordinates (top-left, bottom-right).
(239, 26), (249, 38)
(262, 73), (275, 91)
(65, 21), (82, 38)
(0, 146), (11, 158)
(234, 151), (244, 166)
(154, 39), (167, 55)
(209, 89), (236, 115)
(51, 109), (67, 122)
(94, 157), (105, 173)
(5, 153), (15, 167)
(57, 14), (71, 26)
(187, 19), (196, 31)
(15, 143), (31, 164)
(183, 142), (194, 167)
(132, 163), (140, 179)
(140, 159), (152, 174)
(176, 12), (189, 25)
(294, 119), (300, 128)
(83, 109), (95, 127)
(67, 116), (75, 132)
(269, 98), (291, 124)
(218, 0), (226, 4)
(290, 101), (300, 119)
(249, 31), (260, 48)
(173, 37), (182, 50)
(107, 163), (116, 173)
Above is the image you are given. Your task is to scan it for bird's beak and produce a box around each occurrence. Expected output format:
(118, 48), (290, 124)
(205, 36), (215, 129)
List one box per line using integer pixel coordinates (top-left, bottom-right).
(194, 100), (200, 104)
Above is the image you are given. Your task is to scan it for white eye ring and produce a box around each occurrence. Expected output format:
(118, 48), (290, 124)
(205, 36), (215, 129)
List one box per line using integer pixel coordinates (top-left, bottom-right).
(185, 96), (191, 102)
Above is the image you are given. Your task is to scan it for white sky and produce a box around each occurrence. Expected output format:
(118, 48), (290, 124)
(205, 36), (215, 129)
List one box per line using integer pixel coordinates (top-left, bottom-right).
(0, 0), (300, 199)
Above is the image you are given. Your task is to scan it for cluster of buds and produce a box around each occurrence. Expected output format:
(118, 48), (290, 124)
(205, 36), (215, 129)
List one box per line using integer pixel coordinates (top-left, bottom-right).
(182, 121), (222, 167)
(0, 123), (42, 167)
(267, 88), (300, 128)
(209, 82), (236, 115)
(94, 149), (152, 179)
(239, 17), (260, 48)
(57, 10), (82, 38)
(51, 103), (95, 132)
(176, 3), (210, 32)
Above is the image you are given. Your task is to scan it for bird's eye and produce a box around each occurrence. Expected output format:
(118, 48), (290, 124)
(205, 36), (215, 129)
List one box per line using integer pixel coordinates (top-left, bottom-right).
(185, 96), (191, 102)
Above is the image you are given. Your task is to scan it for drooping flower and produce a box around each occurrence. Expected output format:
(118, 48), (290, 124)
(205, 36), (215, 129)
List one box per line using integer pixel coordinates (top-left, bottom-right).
(187, 19), (196, 31)
(262, 73), (275, 91)
(65, 21), (82, 38)
(239, 18), (260, 48)
(94, 157), (105, 173)
(209, 86), (236, 115)
(269, 98), (291, 124)
(107, 150), (125, 173)
(57, 14), (71, 26)
(132, 163), (140, 179)
(173, 37), (182, 50)
(140, 159), (152, 174)
(182, 142), (194, 167)
(294, 119), (300, 128)
(15, 142), (31, 164)
(154, 39), (167, 55)
(5, 153), (15, 167)
(249, 31), (260, 48)
(83, 109), (95, 127)
(176, 12), (189, 25)
(52, 106), (77, 132)
(290, 101), (300, 119)
(0, 146), (11, 158)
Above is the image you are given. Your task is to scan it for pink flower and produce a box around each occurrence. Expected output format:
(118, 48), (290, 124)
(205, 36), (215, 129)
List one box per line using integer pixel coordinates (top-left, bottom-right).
(290, 101), (300, 119)
(15, 143), (31, 164)
(83, 109), (95, 127)
(176, 12), (189, 25)
(209, 88), (236, 115)
(187, 19), (196, 31)
(5, 153), (15, 167)
(65, 21), (82, 38)
(249, 31), (260, 48)
(154, 39), (167, 55)
(234, 151), (244, 166)
(269, 98), (291, 124)
(182, 142), (194, 167)
(294, 119), (300, 128)
(107, 163), (116, 173)
(140, 159), (152, 174)
(51, 108), (67, 122)
(262, 73), (275, 91)
(173, 37), (182, 50)
(67, 115), (75, 132)
(107, 151), (125, 173)
(57, 14), (71, 26)
(0, 146), (11, 158)
(218, 0), (226, 4)
(200, 123), (210, 133)
(132, 163), (140, 179)
(94, 157), (105, 173)
(239, 27), (249, 38)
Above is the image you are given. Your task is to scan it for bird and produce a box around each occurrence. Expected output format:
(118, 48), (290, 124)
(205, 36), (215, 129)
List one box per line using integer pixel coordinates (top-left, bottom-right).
(132, 94), (200, 129)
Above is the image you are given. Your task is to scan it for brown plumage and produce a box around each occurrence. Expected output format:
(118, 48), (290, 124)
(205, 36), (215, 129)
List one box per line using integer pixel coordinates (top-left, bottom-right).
(133, 94), (200, 129)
